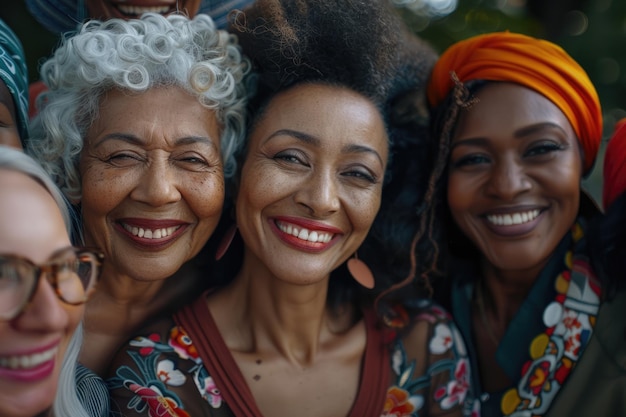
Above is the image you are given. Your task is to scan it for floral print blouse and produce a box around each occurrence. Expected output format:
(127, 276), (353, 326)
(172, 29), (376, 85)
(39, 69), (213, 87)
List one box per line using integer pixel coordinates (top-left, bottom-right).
(107, 297), (471, 417)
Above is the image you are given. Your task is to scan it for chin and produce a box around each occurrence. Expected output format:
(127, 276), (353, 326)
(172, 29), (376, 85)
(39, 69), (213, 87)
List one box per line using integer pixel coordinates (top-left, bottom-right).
(0, 385), (57, 417)
(486, 250), (549, 273)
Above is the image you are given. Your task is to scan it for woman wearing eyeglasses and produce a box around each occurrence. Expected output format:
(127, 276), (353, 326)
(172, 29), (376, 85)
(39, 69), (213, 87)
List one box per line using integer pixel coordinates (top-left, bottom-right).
(0, 146), (102, 417)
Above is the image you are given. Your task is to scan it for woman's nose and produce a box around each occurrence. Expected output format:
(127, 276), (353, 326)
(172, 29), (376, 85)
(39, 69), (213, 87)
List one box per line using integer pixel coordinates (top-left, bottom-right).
(485, 160), (532, 201)
(294, 169), (340, 217)
(130, 159), (182, 207)
(12, 278), (69, 332)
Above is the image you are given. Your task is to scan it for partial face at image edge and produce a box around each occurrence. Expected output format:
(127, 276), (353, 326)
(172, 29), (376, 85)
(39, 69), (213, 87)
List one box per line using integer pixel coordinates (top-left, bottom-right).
(0, 169), (84, 417)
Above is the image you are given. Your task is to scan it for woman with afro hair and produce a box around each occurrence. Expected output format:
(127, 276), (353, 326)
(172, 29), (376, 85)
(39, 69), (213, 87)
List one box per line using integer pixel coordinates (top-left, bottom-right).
(107, 1), (471, 416)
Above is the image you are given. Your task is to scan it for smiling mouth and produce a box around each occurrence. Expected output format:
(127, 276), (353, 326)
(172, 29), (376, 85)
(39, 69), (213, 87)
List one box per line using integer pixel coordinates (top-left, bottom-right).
(114, 4), (175, 17)
(0, 346), (58, 370)
(276, 220), (334, 243)
(486, 209), (540, 226)
(122, 223), (182, 239)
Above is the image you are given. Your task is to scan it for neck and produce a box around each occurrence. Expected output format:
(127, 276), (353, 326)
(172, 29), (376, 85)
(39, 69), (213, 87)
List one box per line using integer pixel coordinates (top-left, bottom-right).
(479, 257), (548, 327)
(474, 266), (536, 349)
(209, 257), (354, 366)
(81, 260), (203, 374)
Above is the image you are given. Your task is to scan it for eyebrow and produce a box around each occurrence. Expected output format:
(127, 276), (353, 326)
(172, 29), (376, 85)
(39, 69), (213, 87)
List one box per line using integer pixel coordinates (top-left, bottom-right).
(93, 133), (217, 151)
(451, 122), (569, 150)
(267, 129), (385, 166)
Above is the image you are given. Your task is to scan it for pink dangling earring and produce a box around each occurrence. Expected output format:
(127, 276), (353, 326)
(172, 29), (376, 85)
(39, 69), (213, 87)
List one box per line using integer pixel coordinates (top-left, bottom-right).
(215, 224), (237, 261)
(347, 253), (375, 289)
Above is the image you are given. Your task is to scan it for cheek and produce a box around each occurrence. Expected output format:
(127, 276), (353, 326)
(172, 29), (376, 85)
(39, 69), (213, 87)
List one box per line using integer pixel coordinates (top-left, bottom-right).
(81, 168), (131, 215)
(348, 190), (382, 233)
(446, 174), (480, 240)
(447, 175), (469, 217)
(186, 174), (225, 222)
(56, 305), (83, 370)
(0, 129), (21, 149)
(554, 170), (581, 221)
(543, 161), (581, 213)
(234, 168), (290, 240)
(64, 305), (84, 337)
(238, 165), (288, 210)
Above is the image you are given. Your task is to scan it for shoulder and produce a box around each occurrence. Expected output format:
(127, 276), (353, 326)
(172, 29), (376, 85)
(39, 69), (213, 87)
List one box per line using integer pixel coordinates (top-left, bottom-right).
(107, 316), (215, 416)
(106, 315), (202, 394)
(593, 289), (626, 371)
(76, 364), (110, 417)
(546, 290), (626, 416)
(107, 316), (198, 378)
(386, 300), (469, 377)
(398, 301), (466, 358)
(386, 301), (470, 415)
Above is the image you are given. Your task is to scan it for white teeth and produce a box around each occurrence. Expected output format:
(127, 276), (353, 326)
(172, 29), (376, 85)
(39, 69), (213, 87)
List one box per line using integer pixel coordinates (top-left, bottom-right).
(487, 210), (540, 226)
(123, 224), (180, 239)
(0, 346), (58, 370)
(276, 221), (333, 243)
(117, 5), (171, 15)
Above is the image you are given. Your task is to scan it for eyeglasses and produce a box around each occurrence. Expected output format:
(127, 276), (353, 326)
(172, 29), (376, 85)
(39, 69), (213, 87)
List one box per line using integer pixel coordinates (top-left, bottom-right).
(0, 246), (103, 320)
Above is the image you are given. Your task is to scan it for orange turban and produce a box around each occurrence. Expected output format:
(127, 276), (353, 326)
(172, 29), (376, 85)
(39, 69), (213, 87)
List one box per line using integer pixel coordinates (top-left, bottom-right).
(427, 32), (602, 175)
(603, 118), (626, 209)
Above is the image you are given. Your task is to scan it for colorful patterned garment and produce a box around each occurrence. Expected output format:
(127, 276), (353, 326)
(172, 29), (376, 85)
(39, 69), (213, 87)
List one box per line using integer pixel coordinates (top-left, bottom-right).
(108, 297), (471, 417)
(500, 223), (600, 416)
(451, 219), (600, 417)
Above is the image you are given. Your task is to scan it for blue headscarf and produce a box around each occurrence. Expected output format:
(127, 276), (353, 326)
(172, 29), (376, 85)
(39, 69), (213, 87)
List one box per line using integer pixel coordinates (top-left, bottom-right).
(0, 19), (29, 142)
(25, 0), (255, 32)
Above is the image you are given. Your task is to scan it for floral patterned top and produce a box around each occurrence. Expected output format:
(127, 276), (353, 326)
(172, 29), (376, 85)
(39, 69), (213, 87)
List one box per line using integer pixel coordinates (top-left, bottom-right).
(107, 295), (471, 417)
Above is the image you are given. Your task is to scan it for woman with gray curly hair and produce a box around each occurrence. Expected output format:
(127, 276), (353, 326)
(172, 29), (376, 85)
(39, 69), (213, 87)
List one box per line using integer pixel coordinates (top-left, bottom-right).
(108, 1), (469, 416)
(26, 11), (251, 416)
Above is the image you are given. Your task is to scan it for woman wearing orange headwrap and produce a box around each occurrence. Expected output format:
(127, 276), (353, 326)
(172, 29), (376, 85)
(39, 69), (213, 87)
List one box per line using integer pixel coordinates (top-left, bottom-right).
(418, 31), (625, 417)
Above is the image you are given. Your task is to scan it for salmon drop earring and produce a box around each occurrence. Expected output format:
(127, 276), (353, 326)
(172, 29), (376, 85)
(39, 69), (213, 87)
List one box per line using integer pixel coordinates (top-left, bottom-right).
(347, 253), (375, 289)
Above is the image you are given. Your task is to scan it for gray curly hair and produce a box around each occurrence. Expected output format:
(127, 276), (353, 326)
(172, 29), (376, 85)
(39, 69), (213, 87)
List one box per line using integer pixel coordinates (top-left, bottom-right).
(28, 12), (251, 202)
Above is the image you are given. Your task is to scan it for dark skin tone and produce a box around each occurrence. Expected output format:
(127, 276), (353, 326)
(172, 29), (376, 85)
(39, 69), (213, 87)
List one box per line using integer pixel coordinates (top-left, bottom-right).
(84, 0), (202, 20)
(208, 84), (388, 417)
(79, 87), (224, 375)
(448, 83), (583, 392)
(0, 80), (22, 149)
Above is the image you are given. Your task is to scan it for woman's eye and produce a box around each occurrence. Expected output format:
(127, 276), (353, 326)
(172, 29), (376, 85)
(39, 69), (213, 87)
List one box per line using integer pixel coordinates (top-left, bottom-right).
(342, 169), (377, 183)
(178, 155), (208, 165)
(175, 154), (213, 172)
(274, 151), (307, 165)
(525, 142), (563, 157)
(451, 154), (490, 168)
(104, 153), (142, 166)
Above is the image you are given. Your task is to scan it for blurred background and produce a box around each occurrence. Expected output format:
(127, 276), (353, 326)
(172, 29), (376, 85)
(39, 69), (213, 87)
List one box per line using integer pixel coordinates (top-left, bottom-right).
(2, 0), (624, 202)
